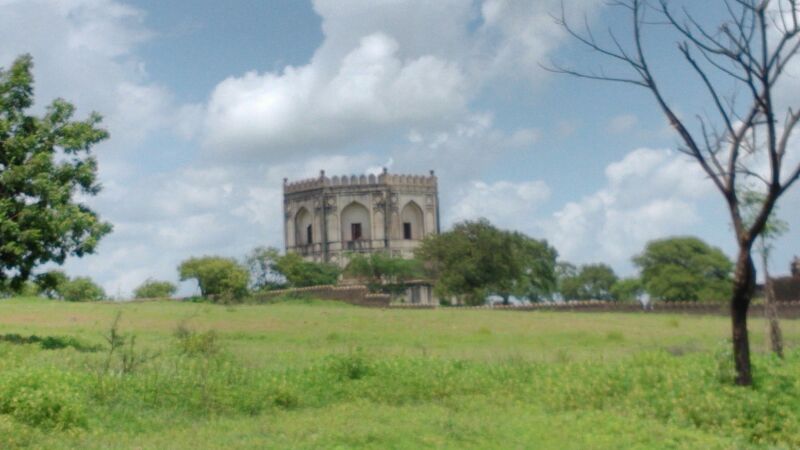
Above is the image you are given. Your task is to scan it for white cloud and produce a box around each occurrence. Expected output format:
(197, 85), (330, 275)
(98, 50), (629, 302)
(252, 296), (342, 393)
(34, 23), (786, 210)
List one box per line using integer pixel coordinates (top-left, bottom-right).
(0, 0), (180, 153)
(195, 0), (600, 161)
(64, 153), (382, 297)
(448, 148), (721, 270)
(202, 33), (467, 158)
(544, 148), (715, 265)
(448, 179), (551, 230)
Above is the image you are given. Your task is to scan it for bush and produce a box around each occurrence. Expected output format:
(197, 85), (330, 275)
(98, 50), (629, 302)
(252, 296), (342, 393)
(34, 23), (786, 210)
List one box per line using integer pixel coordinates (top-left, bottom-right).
(0, 368), (88, 430)
(174, 324), (221, 357)
(59, 276), (105, 302)
(133, 278), (177, 299)
(273, 252), (340, 287)
(178, 256), (249, 301)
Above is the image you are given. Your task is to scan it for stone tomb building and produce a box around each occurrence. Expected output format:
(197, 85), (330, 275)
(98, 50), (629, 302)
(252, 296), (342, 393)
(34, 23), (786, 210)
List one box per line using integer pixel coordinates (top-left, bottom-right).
(283, 169), (439, 266)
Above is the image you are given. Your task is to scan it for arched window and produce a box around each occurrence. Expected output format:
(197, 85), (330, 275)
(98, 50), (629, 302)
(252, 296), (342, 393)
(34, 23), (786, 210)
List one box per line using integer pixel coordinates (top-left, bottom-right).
(341, 202), (371, 241)
(400, 201), (424, 240)
(295, 208), (313, 245)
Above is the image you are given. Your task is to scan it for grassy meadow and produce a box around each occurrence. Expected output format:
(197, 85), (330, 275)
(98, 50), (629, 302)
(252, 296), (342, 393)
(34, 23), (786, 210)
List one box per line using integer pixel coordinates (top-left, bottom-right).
(1, 297), (800, 449)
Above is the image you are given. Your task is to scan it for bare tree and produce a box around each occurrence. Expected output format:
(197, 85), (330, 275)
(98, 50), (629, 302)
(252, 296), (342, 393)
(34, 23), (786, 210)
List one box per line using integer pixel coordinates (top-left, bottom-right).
(548, 0), (800, 385)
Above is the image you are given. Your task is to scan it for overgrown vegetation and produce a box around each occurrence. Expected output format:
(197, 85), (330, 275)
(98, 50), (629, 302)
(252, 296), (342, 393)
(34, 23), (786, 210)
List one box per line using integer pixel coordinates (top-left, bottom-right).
(344, 251), (424, 295)
(0, 299), (798, 448)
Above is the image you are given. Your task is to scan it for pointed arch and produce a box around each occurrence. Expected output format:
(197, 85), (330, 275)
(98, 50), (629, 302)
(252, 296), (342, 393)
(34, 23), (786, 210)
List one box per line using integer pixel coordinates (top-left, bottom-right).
(294, 207), (313, 245)
(400, 201), (424, 240)
(341, 201), (371, 241)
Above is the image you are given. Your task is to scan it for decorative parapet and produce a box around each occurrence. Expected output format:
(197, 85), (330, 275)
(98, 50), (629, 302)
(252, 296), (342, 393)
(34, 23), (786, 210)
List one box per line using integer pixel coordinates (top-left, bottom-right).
(284, 168), (437, 194)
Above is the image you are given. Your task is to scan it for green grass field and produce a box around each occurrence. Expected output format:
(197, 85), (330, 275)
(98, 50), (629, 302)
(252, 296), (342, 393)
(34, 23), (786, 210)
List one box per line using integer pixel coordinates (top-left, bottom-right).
(1, 297), (799, 449)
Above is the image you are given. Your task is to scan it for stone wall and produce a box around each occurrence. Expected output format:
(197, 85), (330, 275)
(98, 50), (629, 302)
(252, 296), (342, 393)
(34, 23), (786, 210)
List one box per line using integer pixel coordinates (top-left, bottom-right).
(459, 300), (800, 318)
(252, 284), (390, 307)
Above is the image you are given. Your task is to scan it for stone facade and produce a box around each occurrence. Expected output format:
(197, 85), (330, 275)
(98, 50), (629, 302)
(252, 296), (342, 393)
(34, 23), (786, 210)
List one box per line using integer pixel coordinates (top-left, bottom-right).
(283, 169), (439, 266)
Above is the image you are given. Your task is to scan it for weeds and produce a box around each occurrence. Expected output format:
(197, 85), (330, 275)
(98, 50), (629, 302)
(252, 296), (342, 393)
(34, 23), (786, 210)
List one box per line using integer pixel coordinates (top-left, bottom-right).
(174, 322), (221, 357)
(100, 312), (157, 375)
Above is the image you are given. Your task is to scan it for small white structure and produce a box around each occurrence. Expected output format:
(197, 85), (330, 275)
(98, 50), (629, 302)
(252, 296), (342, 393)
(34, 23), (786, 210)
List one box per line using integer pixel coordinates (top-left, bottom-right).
(283, 169), (440, 266)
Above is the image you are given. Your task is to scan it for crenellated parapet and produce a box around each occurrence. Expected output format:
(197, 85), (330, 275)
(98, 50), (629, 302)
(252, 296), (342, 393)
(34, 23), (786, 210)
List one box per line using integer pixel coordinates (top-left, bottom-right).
(284, 169), (437, 194)
(283, 167), (439, 268)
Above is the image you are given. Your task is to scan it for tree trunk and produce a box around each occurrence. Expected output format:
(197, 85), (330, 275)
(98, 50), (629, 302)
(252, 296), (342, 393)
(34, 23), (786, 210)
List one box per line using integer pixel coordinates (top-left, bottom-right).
(761, 249), (784, 358)
(731, 249), (755, 386)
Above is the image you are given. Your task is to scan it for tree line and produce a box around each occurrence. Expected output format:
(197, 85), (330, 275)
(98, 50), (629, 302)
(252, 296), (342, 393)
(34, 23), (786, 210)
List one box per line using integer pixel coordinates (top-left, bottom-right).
(5, 218), (738, 305)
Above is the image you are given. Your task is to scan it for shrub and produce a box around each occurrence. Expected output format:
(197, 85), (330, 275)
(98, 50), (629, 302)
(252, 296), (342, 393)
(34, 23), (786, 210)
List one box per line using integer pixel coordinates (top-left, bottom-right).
(327, 349), (373, 380)
(133, 278), (177, 299)
(0, 368), (88, 430)
(178, 256), (249, 301)
(174, 324), (221, 357)
(59, 276), (105, 302)
(273, 252), (340, 287)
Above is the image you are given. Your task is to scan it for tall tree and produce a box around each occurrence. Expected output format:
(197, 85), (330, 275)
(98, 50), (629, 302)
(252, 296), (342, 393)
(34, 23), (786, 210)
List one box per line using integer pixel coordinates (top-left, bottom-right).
(552, 0), (800, 385)
(0, 55), (112, 290)
(634, 236), (733, 302)
(560, 263), (619, 301)
(416, 219), (558, 305)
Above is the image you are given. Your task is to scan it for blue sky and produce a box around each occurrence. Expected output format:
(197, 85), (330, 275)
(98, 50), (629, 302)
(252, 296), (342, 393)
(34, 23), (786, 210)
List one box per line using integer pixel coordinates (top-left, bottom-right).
(2, 0), (798, 297)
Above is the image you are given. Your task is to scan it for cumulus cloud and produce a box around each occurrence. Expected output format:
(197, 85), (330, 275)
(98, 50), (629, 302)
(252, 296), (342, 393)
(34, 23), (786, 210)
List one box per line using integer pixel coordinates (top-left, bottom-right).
(0, 0), (177, 152)
(195, 0), (599, 161)
(202, 33), (468, 157)
(64, 153), (382, 296)
(544, 148), (715, 265)
(394, 114), (540, 183)
(448, 179), (551, 230)
(436, 148), (719, 269)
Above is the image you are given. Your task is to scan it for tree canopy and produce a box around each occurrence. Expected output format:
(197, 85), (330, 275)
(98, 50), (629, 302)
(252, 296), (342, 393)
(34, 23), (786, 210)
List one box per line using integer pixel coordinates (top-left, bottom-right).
(559, 263), (619, 301)
(272, 252), (340, 288)
(133, 279), (177, 299)
(634, 237), (733, 302)
(178, 256), (249, 301)
(344, 251), (424, 295)
(415, 219), (557, 305)
(0, 55), (112, 290)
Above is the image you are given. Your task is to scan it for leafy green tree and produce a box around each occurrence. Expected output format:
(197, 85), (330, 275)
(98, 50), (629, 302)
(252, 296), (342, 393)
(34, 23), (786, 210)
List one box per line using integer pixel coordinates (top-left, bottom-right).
(344, 252), (424, 295)
(33, 269), (69, 299)
(178, 256), (249, 301)
(59, 276), (105, 302)
(133, 279), (177, 299)
(244, 246), (287, 291)
(610, 277), (644, 302)
(273, 252), (340, 288)
(634, 237), (733, 302)
(0, 55), (112, 290)
(560, 263), (619, 301)
(416, 219), (557, 305)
